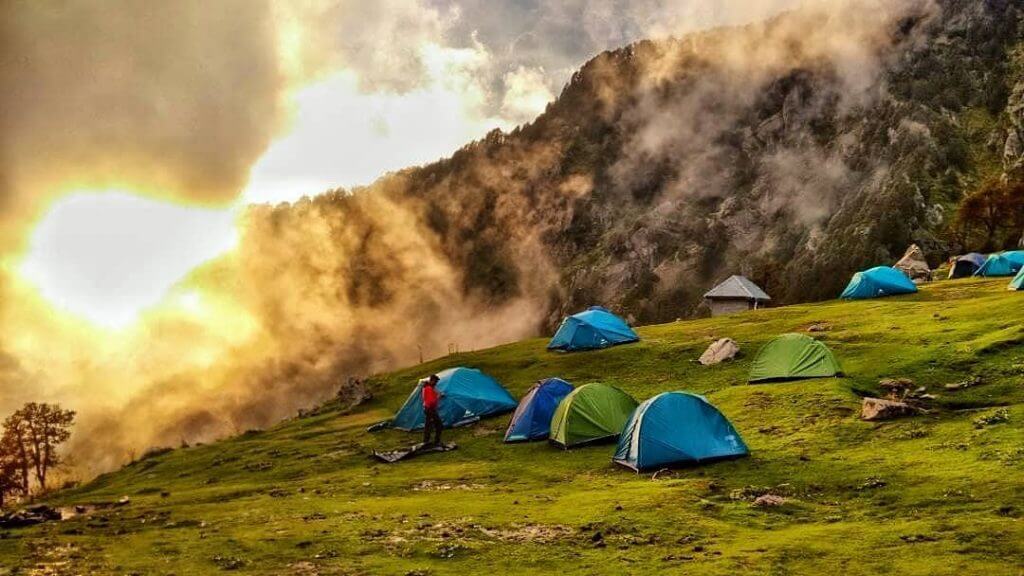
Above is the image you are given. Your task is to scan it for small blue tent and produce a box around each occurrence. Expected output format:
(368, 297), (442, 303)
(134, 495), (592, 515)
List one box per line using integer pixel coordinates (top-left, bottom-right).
(547, 306), (639, 352)
(392, 367), (517, 431)
(613, 392), (748, 472)
(975, 251), (1024, 277)
(839, 266), (917, 300)
(504, 378), (574, 442)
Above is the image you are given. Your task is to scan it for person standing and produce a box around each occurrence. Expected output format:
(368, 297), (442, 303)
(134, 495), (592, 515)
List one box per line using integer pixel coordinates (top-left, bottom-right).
(421, 374), (443, 446)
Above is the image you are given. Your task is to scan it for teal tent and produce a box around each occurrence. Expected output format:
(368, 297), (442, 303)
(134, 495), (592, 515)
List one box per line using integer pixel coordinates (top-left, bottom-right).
(392, 367), (516, 431)
(840, 266), (917, 300)
(548, 306), (639, 352)
(975, 251), (1024, 277)
(613, 392), (748, 472)
(1010, 268), (1024, 291)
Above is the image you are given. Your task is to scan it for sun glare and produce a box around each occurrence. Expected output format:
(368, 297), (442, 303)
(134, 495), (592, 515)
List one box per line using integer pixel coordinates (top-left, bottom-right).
(18, 191), (238, 328)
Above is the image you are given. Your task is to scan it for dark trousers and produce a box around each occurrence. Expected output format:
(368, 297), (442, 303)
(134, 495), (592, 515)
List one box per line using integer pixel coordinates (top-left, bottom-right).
(423, 408), (443, 445)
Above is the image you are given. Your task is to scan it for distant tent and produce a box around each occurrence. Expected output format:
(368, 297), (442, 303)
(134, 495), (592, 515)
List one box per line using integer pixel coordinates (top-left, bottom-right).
(504, 378), (574, 443)
(547, 306), (639, 352)
(839, 266), (917, 300)
(549, 383), (638, 448)
(1010, 268), (1024, 291)
(893, 244), (931, 282)
(392, 367), (517, 431)
(975, 251), (1024, 277)
(749, 333), (843, 383)
(948, 253), (986, 279)
(613, 392), (749, 472)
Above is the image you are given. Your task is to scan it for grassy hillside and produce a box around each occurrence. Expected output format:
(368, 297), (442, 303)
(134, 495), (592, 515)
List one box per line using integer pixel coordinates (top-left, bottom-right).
(3, 278), (1024, 575)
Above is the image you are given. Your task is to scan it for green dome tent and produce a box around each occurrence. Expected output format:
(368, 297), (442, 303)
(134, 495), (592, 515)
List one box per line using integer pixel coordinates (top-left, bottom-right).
(549, 383), (638, 448)
(748, 333), (843, 383)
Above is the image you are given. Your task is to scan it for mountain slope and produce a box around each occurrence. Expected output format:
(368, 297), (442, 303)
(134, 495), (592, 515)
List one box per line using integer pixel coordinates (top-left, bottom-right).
(4, 278), (1023, 574)
(275, 0), (1022, 328)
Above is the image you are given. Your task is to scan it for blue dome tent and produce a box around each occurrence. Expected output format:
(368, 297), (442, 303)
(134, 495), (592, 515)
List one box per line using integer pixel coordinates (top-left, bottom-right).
(391, 367), (516, 431)
(975, 251), (1024, 277)
(504, 378), (574, 442)
(839, 266), (917, 300)
(613, 392), (748, 472)
(547, 306), (639, 352)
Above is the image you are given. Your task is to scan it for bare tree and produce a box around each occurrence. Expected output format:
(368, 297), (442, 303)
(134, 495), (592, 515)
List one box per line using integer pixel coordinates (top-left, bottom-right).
(1, 403), (76, 494)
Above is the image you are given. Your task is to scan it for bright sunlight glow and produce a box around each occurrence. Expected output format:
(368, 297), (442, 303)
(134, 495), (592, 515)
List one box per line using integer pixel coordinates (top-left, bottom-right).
(18, 191), (238, 328)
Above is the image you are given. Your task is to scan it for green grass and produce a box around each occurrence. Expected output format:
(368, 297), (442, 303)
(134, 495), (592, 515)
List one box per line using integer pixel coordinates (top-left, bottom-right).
(3, 278), (1024, 575)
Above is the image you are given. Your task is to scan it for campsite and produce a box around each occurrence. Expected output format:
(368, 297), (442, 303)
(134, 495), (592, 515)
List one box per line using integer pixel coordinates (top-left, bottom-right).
(4, 276), (1022, 574)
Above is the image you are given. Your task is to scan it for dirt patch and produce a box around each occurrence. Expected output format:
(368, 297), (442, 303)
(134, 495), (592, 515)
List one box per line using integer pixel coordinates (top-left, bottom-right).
(477, 524), (575, 543)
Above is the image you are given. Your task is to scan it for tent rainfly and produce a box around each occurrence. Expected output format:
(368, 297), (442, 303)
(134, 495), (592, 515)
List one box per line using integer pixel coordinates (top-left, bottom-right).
(504, 378), (574, 442)
(547, 307), (639, 352)
(975, 251), (1024, 277)
(391, 367), (517, 431)
(748, 333), (843, 383)
(613, 392), (748, 472)
(549, 383), (638, 448)
(839, 266), (917, 300)
(1010, 268), (1024, 291)
(702, 275), (771, 317)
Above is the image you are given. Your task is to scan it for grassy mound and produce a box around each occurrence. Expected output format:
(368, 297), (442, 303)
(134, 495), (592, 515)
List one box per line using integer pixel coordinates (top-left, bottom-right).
(2, 278), (1023, 575)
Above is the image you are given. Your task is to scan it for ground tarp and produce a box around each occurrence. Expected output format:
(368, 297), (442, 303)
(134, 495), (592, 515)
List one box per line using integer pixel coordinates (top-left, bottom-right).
(392, 367), (517, 431)
(613, 392), (748, 471)
(749, 333), (843, 383)
(839, 266), (917, 300)
(549, 383), (638, 448)
(547, 306), (639, 352)
(504, 378), (574, 442)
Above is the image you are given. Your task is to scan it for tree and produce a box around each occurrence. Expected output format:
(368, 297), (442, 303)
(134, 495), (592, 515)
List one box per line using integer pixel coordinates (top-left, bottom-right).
(0, 441), (25, 508)
(1, 403), (75, 494)
(955, 178), (1024, 251)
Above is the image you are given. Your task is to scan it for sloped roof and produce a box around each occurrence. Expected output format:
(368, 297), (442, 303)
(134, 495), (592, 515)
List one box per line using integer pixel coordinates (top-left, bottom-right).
(703, 275), (771, 301)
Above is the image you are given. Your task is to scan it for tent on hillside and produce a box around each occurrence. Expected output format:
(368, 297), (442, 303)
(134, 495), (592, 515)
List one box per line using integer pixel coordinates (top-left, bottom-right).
(893, 244), (931, 282)
(547, 306), (639, 352)
(504, 378), (574, 442)
(613, 392), (748, 472)
(974, 251), (1024, 277)
(392, 367), (517, 431)
(549, 383), (638, 448)
(948, 253), (986, 279)
(1010, 268), (1024, 291)
(749, 333), (843, 383)
(839, 266), (917, 300)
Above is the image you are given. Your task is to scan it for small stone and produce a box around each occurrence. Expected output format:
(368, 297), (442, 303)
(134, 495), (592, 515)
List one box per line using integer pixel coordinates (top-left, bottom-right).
(752, 494), (786, 507)
(861, 397), (918, 421)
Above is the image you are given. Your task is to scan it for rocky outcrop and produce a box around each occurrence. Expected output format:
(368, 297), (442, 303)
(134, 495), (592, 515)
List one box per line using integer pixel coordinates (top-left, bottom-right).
(861, 397), (918, 421)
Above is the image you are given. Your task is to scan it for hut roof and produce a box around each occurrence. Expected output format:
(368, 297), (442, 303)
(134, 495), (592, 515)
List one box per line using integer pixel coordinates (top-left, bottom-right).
(703, 275), (771, 301)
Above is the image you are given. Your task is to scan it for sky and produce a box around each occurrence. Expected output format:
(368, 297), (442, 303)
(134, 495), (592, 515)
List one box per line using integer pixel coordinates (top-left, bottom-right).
(1, 0), (802, 327)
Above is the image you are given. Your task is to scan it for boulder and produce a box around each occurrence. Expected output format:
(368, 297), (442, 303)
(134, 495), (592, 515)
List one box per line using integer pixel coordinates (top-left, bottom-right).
(699, 338), (740, 366)
(861, 397), (917, 421)
(894, 244), (931, 282)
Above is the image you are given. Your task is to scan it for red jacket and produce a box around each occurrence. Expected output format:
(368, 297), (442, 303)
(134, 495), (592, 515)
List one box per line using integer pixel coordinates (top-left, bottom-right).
(422, 385), (439, 410)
